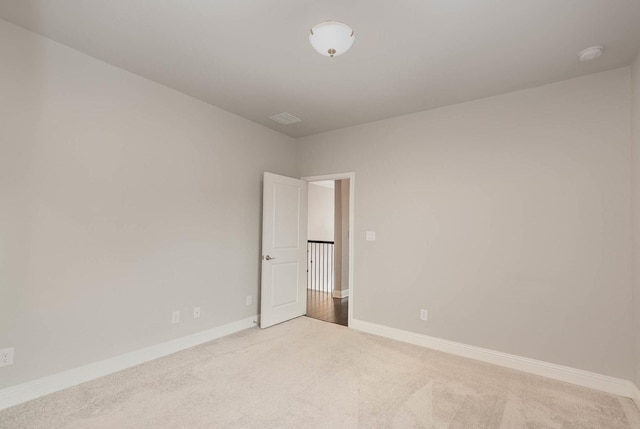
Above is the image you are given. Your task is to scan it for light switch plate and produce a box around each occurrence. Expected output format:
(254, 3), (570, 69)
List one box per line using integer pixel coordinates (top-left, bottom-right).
(366, 231), (376, 241)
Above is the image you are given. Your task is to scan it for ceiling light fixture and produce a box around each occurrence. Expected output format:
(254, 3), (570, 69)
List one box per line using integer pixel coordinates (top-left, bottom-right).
(309, 21), (355, 58)
(578, 46), (603, 62)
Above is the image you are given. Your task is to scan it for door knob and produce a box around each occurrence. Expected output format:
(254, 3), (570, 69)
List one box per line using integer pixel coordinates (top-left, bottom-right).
(264, 255), (276, 260)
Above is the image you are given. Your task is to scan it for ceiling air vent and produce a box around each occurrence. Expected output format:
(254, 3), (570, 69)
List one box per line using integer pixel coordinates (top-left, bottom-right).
(269, 112), (302, 125)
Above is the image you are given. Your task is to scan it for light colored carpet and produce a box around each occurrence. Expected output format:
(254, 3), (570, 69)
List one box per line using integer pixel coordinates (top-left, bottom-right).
(1, 317), (639, 428)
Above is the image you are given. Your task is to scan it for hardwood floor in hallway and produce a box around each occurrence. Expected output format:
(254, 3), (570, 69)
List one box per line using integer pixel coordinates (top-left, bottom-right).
(306, 290), (348, 326)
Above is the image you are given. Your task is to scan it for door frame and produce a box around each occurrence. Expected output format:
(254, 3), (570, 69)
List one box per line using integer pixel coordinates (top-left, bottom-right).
(302, 172), (355, 327)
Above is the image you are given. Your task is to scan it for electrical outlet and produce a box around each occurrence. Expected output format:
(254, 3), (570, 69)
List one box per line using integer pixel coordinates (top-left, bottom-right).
(245, 295), (252, 306)
(420, 309), (428, 321)
(0, 347), (14, 367)
(193, 307), (201, 319)
(171, 311), (180, 324)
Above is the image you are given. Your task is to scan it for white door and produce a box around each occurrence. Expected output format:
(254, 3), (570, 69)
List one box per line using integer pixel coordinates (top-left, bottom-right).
(260, 172), (308, 328)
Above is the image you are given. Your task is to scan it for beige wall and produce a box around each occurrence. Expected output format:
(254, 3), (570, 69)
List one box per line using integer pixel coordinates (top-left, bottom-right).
(0, 19), (297, 388)
(333, 180), (350, 295)
(632, 53), (640, 387)
(337, 180), (350, 294)
(307, 183), (334, 241)
(334, 182), (343, 294)
(297, 68), (635, 380)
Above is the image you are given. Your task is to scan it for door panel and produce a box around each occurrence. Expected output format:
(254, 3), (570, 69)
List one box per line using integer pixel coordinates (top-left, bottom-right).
(272, 183), (301, 249)
(260, 172), (307, 328)
(271, 262), (299, 307)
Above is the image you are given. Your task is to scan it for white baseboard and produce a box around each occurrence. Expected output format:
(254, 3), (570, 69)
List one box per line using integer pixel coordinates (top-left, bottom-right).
(0, 315), (257, 411)
(632, 382), (640, 410)
(332, 289), (349, 298)
(350, 318), (638, 402)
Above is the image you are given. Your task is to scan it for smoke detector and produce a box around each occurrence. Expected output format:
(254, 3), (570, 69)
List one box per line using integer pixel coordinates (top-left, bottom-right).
(578, 46), (603, 62)
(269, 112), (302, 125)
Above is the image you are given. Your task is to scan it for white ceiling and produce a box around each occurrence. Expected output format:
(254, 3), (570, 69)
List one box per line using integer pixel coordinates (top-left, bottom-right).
(1, 1), (640, 138)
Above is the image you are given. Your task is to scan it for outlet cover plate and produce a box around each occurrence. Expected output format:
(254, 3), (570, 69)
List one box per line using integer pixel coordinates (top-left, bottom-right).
(0, 347), (14, 367)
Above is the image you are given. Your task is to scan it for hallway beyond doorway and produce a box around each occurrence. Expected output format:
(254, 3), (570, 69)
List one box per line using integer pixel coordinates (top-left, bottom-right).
(306, 290), (348, 326)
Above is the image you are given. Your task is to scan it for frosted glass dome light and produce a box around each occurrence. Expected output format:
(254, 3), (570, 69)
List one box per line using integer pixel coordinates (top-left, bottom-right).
(309, 21), (355, 57)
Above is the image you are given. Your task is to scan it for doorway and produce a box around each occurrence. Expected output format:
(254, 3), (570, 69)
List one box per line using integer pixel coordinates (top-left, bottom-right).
(304, 174), (353, 327)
